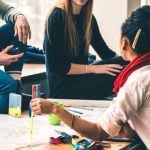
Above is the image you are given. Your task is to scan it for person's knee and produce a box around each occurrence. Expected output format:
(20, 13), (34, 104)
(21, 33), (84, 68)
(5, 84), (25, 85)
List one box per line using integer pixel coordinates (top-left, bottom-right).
(0, 23), (14, 35)
(0, 23), (14, 48)
(6, 77), (17, 93)
(0, 75), (17, 94)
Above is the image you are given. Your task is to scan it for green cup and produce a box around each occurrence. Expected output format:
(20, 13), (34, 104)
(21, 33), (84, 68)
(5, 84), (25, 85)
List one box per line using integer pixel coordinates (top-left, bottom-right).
(48, 101), (63, 125)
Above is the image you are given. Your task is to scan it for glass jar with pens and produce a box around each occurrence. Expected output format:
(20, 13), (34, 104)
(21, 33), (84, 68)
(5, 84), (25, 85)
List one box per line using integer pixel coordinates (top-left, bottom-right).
(29, 84), (41, 117)
(29, 84), (41, 140)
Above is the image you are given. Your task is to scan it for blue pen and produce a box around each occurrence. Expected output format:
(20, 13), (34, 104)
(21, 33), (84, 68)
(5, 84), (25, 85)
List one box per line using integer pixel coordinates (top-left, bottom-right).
(67, 108), (83, 114)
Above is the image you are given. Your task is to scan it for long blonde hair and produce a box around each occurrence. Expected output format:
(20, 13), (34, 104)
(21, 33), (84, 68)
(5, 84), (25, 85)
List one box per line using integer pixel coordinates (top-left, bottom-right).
(46, 0), (93, 55)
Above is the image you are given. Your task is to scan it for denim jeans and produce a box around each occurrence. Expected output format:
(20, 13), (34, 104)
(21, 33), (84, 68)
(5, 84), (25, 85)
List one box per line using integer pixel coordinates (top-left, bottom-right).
(0, 23), (45, 113)
(0, 70), (17, 113)
(0, 23), (24, 114)
(0, 23), (25, 72)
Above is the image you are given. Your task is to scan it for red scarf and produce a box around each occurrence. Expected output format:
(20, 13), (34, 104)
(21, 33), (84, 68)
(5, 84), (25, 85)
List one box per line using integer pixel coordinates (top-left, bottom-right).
(113, 52), (150, 94)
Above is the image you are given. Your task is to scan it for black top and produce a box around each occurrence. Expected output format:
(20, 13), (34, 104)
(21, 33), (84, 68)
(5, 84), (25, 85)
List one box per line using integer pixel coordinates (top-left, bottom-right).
(44, 8), (116, 97)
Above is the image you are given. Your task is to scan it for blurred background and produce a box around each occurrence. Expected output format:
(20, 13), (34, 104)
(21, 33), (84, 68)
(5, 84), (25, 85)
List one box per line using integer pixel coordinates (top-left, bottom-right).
(3, 0), (56, 48)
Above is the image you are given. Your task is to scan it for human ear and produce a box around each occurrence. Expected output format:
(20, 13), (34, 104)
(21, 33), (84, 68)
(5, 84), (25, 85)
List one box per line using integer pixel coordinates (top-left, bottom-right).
(121, 37), (130, 51)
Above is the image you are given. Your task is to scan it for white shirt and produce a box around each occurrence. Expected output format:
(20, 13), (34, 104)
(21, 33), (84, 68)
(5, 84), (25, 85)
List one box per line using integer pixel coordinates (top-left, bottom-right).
(99, 65), (150, 149)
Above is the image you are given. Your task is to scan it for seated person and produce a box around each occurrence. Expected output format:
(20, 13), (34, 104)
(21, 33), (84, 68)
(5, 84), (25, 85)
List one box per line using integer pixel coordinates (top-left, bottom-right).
(0, 0), (41, 113)
(31, 5), (150, 149)
(44, 0), (128, 100)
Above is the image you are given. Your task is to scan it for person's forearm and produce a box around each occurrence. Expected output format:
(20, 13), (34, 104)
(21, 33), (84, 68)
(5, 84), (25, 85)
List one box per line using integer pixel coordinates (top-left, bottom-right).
(0, 0), (22, 23)
(67, 63), (87, 74)
(67, 63), (95, 75)
(52, 105), (109, 141)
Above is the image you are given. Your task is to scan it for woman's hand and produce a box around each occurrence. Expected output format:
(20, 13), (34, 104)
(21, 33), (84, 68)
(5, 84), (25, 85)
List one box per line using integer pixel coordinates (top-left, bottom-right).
(0, 45), (24, 65)
(30, 98), (55, 115)
(89, 64), (123, 76)
(14, 15), (31, 43)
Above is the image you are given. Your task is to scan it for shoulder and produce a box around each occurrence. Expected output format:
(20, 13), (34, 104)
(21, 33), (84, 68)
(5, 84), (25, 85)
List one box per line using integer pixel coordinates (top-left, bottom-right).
(91, 14), (100, 30)
(48, 7), (65, 21)
(114, 65), (150, 110)
(92, 14), (96, 20)
(127, 65), (150, 86)
(91, 14), (98, 24)
(125, 65), (150, 97)
(46, 7), (66, 30)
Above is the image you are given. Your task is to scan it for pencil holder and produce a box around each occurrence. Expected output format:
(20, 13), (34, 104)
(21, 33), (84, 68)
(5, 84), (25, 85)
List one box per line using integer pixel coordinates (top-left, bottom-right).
(48, 101), (63, 125)
(29, 84), (41, 117)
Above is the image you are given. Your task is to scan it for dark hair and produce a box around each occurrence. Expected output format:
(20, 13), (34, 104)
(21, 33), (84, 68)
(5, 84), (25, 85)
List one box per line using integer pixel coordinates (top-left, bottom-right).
(121, 5), (150, 54)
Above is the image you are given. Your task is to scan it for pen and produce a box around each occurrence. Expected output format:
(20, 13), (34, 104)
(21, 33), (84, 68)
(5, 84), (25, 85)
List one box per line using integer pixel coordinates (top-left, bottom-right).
(67, 108), (83, 114)
(30, 111), (34, 139)
(29, 84), (41, 140)
(77, 107), (93, 111)
(106, 136), (136, 142)
(29, 85), (35, 140)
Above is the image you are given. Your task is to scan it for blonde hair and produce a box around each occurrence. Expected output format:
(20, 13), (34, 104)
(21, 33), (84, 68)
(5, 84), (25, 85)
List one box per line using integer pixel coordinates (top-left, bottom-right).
(46, 0), (93, 56)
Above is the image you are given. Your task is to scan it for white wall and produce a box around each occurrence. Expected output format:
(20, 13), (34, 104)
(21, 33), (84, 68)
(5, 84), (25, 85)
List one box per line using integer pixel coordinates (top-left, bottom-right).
(128, 0), (141, 16)
(92, 0), (141, 55)
(141, 0), (150, 5)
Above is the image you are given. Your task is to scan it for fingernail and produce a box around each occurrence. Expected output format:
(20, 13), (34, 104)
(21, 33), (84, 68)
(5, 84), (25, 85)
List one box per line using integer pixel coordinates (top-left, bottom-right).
(10, 45), (14, 48)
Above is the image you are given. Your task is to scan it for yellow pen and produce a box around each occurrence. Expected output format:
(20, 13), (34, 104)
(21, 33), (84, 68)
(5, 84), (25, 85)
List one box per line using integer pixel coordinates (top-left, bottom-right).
(30, 111), (34, 139)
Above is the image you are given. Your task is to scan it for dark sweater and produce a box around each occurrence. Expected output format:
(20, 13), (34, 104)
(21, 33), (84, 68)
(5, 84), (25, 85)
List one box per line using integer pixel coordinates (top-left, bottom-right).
(44, 8), (116, 98)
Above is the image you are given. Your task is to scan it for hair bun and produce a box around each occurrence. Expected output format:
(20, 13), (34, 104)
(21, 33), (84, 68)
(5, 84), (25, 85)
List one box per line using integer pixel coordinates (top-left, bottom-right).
(135, 6), (150, 34)
(138, 6), (150, 21)
(121, 5), (150, 54)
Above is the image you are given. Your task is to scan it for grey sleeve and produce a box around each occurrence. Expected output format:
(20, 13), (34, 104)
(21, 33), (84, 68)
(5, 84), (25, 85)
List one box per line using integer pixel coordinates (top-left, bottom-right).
(0, 0), (22, 23)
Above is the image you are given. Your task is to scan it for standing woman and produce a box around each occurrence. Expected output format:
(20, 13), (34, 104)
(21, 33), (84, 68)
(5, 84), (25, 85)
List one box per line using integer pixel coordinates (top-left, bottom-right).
(44, 0), (127, 99)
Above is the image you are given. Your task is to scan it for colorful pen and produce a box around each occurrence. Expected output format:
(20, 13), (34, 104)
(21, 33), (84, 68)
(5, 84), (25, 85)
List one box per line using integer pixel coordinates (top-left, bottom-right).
(30, 84), (41, 140)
